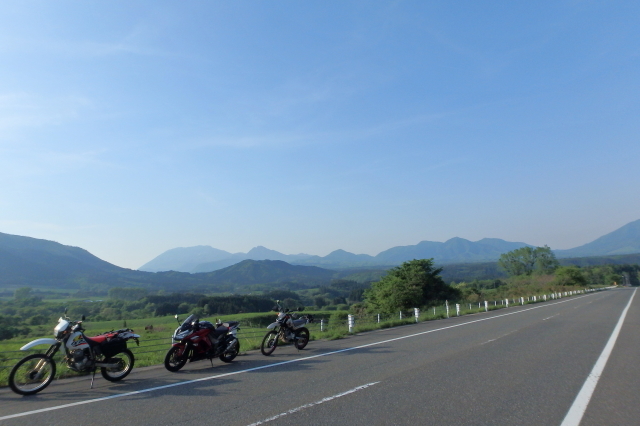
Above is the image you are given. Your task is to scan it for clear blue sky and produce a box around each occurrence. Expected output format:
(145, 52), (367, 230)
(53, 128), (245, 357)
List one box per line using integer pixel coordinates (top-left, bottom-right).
(1, 1), (638, 269)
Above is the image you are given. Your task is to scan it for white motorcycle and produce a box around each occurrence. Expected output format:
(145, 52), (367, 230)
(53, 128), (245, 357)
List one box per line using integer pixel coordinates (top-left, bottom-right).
(9, 310), (140, 395)
(260, 301), (313, 356)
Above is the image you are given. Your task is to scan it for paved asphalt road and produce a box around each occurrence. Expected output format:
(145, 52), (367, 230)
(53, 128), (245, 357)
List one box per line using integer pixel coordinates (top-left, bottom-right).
(1, 288), (638, 426)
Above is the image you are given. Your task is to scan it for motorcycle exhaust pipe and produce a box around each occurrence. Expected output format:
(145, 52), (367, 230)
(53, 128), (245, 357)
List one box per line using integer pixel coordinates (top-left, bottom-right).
(225, 339), (237, 351)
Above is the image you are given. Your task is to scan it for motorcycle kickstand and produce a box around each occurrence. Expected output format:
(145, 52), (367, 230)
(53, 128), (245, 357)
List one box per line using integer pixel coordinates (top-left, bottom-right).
(90, 368), (96, 389)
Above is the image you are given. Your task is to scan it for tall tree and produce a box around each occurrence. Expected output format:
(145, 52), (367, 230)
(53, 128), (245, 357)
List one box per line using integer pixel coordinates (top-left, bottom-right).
(364, 259), (459, 313)
(554, 266), (587, 286)
(498, 246), (559, 276)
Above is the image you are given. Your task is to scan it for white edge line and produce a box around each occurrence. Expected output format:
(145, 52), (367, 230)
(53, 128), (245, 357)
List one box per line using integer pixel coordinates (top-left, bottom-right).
(245, 381), (380, 426)
(560, 288), (637, 426)
(0, 291), (608, 421)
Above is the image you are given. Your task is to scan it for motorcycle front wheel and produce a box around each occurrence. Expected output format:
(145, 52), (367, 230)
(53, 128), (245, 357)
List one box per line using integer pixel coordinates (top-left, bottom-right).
(294, 327), (310, 350)
(164, 346), (188, 372)
(101, 349), (134, 382)
(9, 354), (56, 395)
(219, 340), (240, 363)
(260, 331), (278, 356)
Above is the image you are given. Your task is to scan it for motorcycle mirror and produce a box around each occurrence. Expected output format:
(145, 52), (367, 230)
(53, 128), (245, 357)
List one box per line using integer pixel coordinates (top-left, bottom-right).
(174, 314), (181, 324)
(81, 314), (86, 321)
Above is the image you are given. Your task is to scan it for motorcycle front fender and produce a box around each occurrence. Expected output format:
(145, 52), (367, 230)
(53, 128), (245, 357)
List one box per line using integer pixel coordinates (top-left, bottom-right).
(20, 338), (57, 351)
(266, 322), (278, 330)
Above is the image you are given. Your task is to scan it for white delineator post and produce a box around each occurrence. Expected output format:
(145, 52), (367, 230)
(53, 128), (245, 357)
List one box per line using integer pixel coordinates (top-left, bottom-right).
(456, 304), (460, 316)
(414, 308), (420, 323)
(445, 301), (450, 318)
(521, 297), (525, 305)
(347, 314), (354, 333)
(377, 313), (380, 323)
(505, 299), (509, 307)
(544, 294), (547, 301)
(484, 301), (488, 312)
(399, 311), (402, 320)
(320, 319), (324, 332)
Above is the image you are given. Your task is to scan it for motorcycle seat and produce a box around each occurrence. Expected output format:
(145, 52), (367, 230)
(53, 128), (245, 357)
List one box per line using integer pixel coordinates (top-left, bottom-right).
(211, 326), (229, 337)
(85, 335), (108, 346)
(292, 319), (307, 328)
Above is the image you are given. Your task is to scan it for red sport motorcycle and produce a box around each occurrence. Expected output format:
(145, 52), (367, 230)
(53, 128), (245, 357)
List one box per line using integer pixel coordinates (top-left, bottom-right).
(164, 314), (240, 372)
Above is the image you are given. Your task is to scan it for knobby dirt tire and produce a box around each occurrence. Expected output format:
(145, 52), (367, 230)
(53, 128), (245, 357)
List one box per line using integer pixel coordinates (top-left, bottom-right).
(9, 354), (56, 396)
(260, 331), (278, 356)
(101, 349), (134, 382)
(294, 327), (310, 350)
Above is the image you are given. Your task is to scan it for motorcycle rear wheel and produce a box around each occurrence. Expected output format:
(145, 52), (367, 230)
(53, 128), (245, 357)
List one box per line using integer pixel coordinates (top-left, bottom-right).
(9, 354), (56, 396)
(219, 340), (240, 363)
(164, 346), (188, 372)
(101, 349), (134, 382)
(294, 327), (310, 350)
(260, 331), (278, 356)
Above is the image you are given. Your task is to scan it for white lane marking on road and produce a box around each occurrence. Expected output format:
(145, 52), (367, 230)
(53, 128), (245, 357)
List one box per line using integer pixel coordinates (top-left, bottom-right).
(0, 291), (603, 421)
(560, 288), (636, 426)
(481, 330), (516, 345)
(245, 382), (380, 426)
(543, 314), (559, 321)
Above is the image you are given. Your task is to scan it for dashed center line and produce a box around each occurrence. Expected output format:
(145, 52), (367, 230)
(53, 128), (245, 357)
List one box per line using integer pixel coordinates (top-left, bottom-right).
(246, 382), (380, 426)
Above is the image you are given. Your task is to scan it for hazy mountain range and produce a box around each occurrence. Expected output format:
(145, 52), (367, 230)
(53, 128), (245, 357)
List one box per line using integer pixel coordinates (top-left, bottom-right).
(1, 219), (639, 293)
(139, 219), (640, 273)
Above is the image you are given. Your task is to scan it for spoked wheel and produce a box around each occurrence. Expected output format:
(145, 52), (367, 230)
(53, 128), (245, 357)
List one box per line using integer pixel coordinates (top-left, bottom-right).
(219, 340), (240, 363)
(164, 346), (188, 372)
(261, 331), (279, 356)
(9, 354), (56, 395)
(101, 349), (134, 381)
(294, 327), (310, 350)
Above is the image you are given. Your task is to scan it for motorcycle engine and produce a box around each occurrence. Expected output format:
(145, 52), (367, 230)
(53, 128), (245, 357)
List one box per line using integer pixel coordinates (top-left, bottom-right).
(68, 349), (92, 371)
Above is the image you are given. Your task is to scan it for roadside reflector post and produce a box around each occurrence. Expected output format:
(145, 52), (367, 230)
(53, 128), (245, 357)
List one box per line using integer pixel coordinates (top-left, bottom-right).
(484, 301), (488, 312)
(320, 319), (324, 332)
(456, 304), (460, 316)
(446, 301), (450, 318)
(505, 299), (509, 307)
(377, 313), (380, 323)
(521, 297), (525, 305)
(399, 311), (402, 320)
(414, 308), (420, 322)
(347, 315), (354, 333)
